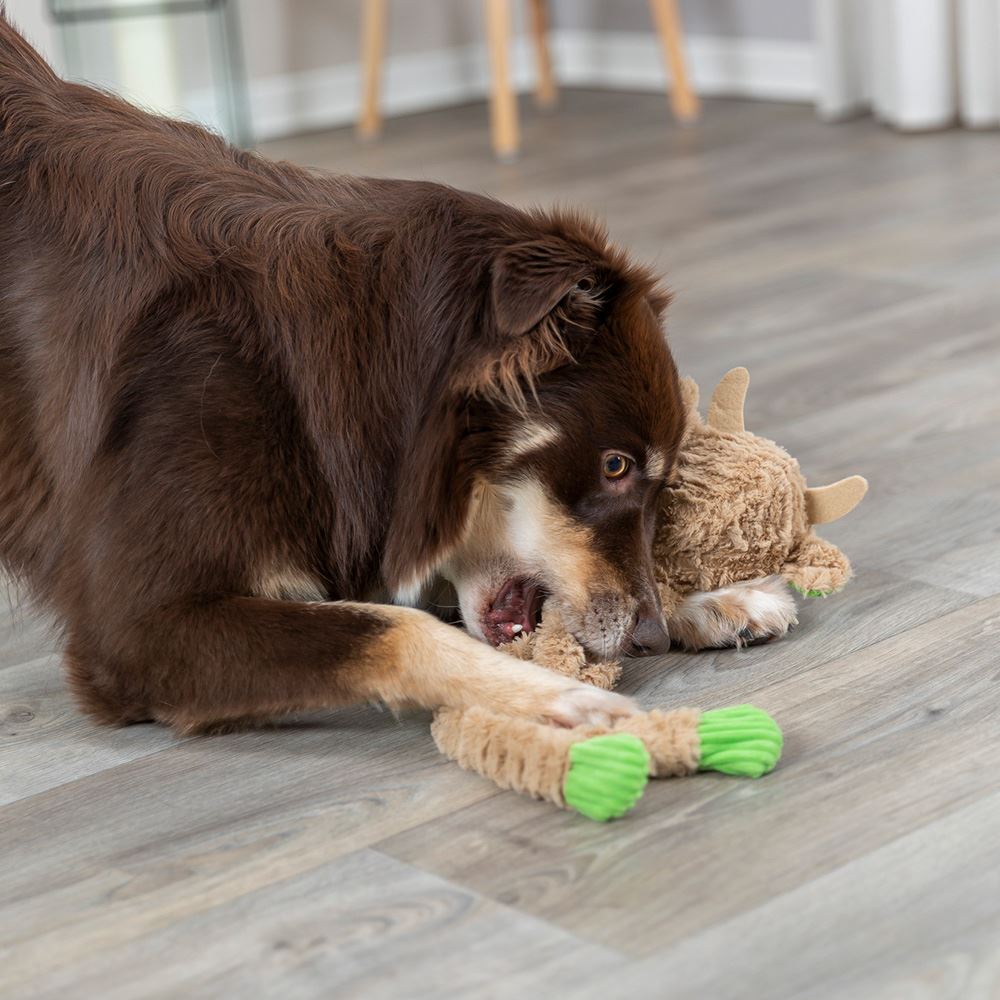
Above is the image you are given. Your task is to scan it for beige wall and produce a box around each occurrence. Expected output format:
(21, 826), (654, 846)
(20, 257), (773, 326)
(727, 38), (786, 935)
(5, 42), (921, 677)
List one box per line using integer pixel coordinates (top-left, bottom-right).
(243, 0), (489, 76)
(554, 0), (812, 41)
(5, 0), (815, 139)
(243, 1), (813, 77)
(10, 1), (813, 79)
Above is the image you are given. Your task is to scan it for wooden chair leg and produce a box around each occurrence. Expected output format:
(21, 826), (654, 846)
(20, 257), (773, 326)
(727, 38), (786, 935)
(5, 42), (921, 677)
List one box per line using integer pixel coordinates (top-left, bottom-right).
(485, 0), (520, 159)
(357, 0), (386, 139)
(527, 0), (557, 108)
(648, 0), (700, 122)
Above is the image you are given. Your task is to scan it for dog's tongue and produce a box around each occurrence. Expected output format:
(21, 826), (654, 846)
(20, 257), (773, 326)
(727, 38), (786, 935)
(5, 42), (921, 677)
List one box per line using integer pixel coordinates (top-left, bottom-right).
(484, 578), (538, 645)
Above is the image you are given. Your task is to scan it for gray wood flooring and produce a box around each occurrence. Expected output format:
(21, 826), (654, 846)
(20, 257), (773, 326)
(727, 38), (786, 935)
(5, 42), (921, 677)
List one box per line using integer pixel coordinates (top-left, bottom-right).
(3, 91), (999, 999)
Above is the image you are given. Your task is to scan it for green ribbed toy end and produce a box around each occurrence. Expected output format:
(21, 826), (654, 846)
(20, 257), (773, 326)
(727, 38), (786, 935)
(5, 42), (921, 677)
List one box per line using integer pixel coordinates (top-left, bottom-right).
(790, 582), (837, 598)
(698, 705), (783, 778)
(562, 733), (650, 821)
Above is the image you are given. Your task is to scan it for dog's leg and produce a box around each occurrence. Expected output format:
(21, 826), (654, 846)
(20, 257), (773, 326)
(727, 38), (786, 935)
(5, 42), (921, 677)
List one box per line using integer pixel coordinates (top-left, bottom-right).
(665, 576), (798, 651)
(66, 599), (636, 734)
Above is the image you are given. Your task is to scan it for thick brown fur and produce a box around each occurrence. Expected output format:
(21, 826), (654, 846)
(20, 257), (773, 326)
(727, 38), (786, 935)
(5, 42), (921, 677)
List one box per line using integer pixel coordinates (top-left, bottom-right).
(0, 13), (686, 732)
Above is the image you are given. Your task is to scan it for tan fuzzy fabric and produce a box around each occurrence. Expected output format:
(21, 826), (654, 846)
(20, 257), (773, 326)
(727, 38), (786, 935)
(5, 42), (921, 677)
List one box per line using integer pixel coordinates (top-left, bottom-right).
(431, 706), (584, 807)
(654, 417), (810, 595)
(706, 366), (749, 433)
(782, 530), (853, 594)
(805, 475), (869, 525)
(503, 605), (622, 689)
(432, 705), (702, 809)
(613, 709), (701, 776)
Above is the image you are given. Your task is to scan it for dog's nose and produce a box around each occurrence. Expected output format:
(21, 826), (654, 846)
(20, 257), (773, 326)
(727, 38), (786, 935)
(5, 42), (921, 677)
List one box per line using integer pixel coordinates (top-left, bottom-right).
(631, 612), (671, 655)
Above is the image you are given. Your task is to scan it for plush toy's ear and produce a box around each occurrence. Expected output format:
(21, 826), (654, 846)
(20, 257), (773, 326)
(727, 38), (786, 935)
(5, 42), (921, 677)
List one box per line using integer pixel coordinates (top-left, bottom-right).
(805, 475), (868, 525)
(706, 367), (749, 433)
(491, 239), (595, 338)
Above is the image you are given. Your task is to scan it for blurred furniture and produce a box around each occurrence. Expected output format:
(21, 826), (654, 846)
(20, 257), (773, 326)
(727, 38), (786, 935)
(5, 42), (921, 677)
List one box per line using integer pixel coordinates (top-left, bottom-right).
(357, 0), (699, 159)
(47, 0), (252, 145)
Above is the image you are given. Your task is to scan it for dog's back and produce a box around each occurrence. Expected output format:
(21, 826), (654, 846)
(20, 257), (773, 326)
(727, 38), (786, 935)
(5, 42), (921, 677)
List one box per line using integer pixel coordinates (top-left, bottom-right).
(0, 12), (64, 587)
(0, 13), (346, 602)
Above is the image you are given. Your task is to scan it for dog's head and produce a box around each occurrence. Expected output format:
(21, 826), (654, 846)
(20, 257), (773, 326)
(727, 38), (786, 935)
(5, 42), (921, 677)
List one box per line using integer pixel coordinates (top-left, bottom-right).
(384, 208), (685, 660)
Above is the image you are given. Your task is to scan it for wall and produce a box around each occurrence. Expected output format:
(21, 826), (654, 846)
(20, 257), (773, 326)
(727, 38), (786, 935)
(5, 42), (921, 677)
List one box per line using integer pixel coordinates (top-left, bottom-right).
(553, 0), (813, 41)
(6, 0), (816, 140)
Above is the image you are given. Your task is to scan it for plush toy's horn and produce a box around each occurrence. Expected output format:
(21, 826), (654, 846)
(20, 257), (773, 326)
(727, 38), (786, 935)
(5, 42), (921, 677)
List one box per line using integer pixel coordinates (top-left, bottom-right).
(805, 476), (869, 525)
(707, 367), (749, 433)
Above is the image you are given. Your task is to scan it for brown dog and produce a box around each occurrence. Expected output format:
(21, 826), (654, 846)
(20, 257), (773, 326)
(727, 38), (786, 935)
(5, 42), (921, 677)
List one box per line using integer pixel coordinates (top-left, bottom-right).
(0, 14), (793, 735)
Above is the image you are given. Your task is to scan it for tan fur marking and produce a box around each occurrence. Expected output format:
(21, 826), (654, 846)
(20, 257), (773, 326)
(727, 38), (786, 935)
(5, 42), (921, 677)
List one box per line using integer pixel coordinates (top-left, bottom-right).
(509, 421), (561, 459)
(361, 606), (635, 726)
(254, 568), (325, 602)
(504, 477), (605, 605)
(645, 446), (666, 480)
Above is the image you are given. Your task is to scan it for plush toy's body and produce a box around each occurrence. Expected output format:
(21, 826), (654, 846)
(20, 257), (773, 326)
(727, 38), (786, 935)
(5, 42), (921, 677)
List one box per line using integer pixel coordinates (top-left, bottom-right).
(433, 368), (867, 820)
(655, 367), (867, 606)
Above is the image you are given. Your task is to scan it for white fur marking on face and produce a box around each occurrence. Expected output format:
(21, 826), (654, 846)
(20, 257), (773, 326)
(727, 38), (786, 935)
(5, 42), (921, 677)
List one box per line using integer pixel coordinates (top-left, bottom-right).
(502, 476), (596, 605)
(646, 447), (666, 480)
(509, 422), (561, 460)
(503, 477), (556, 563)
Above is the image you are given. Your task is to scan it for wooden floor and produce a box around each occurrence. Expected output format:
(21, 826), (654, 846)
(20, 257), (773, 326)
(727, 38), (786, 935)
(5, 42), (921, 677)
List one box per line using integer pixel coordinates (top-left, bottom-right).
(3, 91), (1000, 999)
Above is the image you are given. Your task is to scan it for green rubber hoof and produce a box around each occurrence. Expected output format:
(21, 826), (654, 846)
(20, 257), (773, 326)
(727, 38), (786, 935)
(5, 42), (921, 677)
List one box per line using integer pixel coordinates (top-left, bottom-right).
(563, 733), (649, 821)
(698, 705), (783, 778)
(790, 582), (836, 598)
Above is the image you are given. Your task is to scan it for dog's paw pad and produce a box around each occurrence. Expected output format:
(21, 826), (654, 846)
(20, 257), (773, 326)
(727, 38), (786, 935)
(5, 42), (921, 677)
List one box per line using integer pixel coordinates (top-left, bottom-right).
(563, 733), (649, 820)
(697, 705), (783, 778)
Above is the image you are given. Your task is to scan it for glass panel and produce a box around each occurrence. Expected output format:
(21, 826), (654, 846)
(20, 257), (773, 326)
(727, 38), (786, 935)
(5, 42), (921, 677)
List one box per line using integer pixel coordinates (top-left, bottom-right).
(48, 0), (248, 144)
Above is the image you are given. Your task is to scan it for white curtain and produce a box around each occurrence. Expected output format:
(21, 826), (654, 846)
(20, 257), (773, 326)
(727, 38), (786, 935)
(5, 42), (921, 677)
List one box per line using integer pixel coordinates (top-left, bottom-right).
(815, 0), (1000, 130)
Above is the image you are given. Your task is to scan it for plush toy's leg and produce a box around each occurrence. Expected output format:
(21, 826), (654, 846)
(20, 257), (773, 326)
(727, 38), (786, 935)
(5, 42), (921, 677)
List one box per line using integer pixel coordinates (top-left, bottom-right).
(613, 709), (701, 775)
(695, 705), (784, 778)
(782, 530), (853, 597)
(432, 706), (649, 821)
(432, 704), (784, 821)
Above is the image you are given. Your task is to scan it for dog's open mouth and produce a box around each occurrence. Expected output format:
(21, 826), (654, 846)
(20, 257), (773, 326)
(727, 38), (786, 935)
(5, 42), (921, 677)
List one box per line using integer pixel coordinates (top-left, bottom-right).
(482, 576), (545, 647)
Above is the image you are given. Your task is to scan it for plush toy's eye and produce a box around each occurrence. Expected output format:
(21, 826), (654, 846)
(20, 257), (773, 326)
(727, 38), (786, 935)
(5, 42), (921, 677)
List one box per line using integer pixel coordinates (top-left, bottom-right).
(602, 453), (631, 480)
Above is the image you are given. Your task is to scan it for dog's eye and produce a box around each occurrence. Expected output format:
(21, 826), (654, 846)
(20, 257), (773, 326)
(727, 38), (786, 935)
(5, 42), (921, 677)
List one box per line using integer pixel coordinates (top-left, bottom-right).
(602, 453), (631, 480)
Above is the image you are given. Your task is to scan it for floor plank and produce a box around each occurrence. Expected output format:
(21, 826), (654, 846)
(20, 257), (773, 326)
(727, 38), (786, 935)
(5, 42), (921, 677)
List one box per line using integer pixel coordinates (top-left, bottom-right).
(595, 793), (1000, 1000)
(0, 655), (177, 804)
(0, 707), (500, 951)
(6, 850), (621, 1000)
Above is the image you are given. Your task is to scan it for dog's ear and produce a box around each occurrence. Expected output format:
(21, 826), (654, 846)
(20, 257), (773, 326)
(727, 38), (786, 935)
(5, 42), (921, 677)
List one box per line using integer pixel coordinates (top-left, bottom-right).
(491, 240), (595, 338)
(470, 240), (602, 404)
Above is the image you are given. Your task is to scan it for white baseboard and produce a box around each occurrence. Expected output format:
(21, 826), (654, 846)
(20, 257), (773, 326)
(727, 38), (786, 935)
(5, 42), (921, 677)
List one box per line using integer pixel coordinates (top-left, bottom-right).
(187, 31), (816, 142)
(556, 31), (817, 103)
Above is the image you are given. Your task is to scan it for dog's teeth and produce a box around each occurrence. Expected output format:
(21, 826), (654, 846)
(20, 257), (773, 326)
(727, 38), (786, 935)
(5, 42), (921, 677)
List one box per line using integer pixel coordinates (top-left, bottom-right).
(511, 623), (523, 634)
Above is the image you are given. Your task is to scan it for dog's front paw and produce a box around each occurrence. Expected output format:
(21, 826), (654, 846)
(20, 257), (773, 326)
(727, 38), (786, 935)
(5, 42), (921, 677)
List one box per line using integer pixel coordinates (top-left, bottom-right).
(668, 576), (798, 651)
(544, 686), (638, 728)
